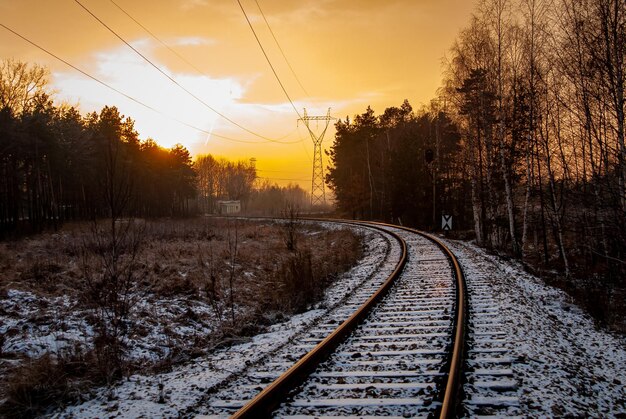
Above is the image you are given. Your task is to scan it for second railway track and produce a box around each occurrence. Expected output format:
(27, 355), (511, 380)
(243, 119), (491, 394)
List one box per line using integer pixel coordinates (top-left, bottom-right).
(199, 221), (467, 418)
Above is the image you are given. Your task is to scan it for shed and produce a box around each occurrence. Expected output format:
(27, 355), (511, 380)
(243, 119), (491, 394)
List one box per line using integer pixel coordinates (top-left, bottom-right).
(217, 200), (241, 214)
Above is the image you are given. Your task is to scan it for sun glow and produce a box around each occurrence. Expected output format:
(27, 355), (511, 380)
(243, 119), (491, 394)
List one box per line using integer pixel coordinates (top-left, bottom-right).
(1, 0), (476, 187)
(54, 40), (245, 149)
(51, 38), (316, 186)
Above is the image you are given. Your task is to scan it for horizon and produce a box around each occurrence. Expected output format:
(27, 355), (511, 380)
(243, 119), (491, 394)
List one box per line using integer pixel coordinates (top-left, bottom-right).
(0, 0), (475, 188)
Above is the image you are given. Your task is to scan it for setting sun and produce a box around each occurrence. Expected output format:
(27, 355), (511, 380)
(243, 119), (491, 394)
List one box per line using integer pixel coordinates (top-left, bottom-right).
(2, 1), (626, 417)
(0, 0), (474, 187)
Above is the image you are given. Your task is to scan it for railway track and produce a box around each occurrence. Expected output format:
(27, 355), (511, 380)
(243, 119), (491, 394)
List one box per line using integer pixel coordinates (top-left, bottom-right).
(199, 221), (467, 418)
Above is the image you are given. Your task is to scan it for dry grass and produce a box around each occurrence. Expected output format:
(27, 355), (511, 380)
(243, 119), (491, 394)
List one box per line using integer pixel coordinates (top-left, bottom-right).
(0, 349), (90, 419)
(0, 216), (363, 415)
(0, 218), (361, 301)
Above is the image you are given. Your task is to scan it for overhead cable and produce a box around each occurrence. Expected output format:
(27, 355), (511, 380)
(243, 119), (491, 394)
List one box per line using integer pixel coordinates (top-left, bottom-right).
(109, 0), (206, 78)
(0, 22), (300, 145)
(236, 0), (303, 121)
(74, 0), (284, 143)
(257, 176), (311, 182)
(254, 0), (309, 98)
(236, 0), (315, 162)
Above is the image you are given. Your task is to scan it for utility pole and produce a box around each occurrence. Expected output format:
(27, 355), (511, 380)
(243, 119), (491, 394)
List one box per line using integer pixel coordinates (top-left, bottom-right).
(427, 99), (443, 231)
(434, 108), (440, 230)
(299, 108), (336, 206)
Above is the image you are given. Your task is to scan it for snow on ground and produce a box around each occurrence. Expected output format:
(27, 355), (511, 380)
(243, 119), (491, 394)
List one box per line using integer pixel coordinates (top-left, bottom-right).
(442, 238), (626, 417)
(10, 223), (624, 417)
(52, 225), (393, 418)
(2, 290), (94, 358)
(1, 289), (221, 367)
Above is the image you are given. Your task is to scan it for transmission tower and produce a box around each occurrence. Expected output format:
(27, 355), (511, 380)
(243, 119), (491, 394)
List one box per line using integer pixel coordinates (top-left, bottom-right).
(299, 108), (335, 206)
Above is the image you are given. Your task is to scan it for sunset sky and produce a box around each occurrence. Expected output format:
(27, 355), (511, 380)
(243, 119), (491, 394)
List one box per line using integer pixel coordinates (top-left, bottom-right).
(0, 0), (475, 187)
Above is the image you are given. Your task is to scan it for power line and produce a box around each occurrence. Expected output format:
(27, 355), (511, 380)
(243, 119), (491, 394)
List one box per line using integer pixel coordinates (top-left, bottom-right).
(0, 22), (300, 145)
(108, 0), (207, 78)
(236, 0), (315, 165)
(108, 1), (305, 145)
(253, 0), (309, 98)
(73, 0), (282, 143)
(236, 0), (303, 121)
(299, 108), (335, 206)
(257, 168), (308, 174)
(109, 0), (308, 147)
(257, 176), (311, 182)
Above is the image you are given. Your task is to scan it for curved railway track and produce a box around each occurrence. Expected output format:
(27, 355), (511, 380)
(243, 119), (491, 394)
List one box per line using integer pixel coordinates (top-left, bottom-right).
(201, 221), (467, 418)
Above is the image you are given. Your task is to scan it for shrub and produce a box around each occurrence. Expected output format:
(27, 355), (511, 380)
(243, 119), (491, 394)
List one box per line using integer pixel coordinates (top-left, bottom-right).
(1, 354), (75, 418)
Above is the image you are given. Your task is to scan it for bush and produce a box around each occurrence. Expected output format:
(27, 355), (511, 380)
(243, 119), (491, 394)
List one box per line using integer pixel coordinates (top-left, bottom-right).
(277, 249), (315, 313)
(268, 229), (363, 313)
(1, 354), (76, 418)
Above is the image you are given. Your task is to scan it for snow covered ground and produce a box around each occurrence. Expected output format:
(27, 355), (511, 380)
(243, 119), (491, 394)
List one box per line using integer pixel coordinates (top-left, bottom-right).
(51, 225), (397, 418)
(9, 227), (623, 417)
(443, 238), (626, 417)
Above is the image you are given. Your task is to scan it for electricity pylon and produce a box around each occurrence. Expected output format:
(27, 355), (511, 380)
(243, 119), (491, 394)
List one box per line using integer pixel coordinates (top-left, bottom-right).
(299, 108), (335, 206)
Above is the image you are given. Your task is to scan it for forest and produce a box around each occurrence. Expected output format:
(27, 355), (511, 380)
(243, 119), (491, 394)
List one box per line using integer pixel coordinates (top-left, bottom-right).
(194, 154), (309, 215)
(0, 60), (197, 236)
(2, 0), (624, 327)
(0, 59), (310, 239)
(327, 0), (625, 326)
(327, 100), (467, 228)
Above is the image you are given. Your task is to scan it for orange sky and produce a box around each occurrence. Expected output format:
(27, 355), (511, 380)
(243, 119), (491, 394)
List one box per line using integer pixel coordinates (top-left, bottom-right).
(0, 0), (475, 187)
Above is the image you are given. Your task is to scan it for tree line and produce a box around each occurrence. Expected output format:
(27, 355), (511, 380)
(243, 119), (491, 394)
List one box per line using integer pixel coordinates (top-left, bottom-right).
(441, 0), (625, 284)
(328, 0), (625, 323)
(0, 59), (196, 237)
(0, 59), (312, 237)
(326, 100), (470, 229)
(194, 154), (310, 215)
(194, 154), (256, 213)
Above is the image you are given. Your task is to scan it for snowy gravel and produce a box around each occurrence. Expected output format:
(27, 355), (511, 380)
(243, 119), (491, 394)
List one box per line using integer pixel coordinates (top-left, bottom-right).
(442, 238), (626, 417)
(10, 225), (624, 417)
(273, 227), (455, 418)
(53, 224), (397, 418)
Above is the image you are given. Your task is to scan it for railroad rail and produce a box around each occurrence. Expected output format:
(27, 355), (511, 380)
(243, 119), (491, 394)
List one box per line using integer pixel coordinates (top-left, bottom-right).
(203, 220), (467, 418)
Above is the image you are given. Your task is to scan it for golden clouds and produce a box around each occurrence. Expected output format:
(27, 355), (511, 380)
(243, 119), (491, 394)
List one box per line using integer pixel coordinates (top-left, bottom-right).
(0, 0), (475, 186)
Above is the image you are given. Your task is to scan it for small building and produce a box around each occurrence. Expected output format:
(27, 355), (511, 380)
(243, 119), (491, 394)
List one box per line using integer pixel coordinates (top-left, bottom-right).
(217, 200), (241, 215)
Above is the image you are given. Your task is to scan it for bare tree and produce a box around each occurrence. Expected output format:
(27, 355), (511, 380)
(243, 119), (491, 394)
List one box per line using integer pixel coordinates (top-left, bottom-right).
(81, 107), (143, 381)
(0, 59), (50, 115)
(282, 202), (301, 252)
(226, 219), (239, 326)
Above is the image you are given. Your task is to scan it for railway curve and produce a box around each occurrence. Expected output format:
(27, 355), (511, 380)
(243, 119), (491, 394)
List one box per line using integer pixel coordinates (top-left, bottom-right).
(201, 220), (467, 418)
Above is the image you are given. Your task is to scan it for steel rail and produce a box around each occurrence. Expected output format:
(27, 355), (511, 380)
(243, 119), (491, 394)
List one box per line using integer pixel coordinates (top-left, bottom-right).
(230, 220), (466, 418)
(393, 226), (467, 418)
(231, 222), (407, 418)
(312, 219), (467, 417)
